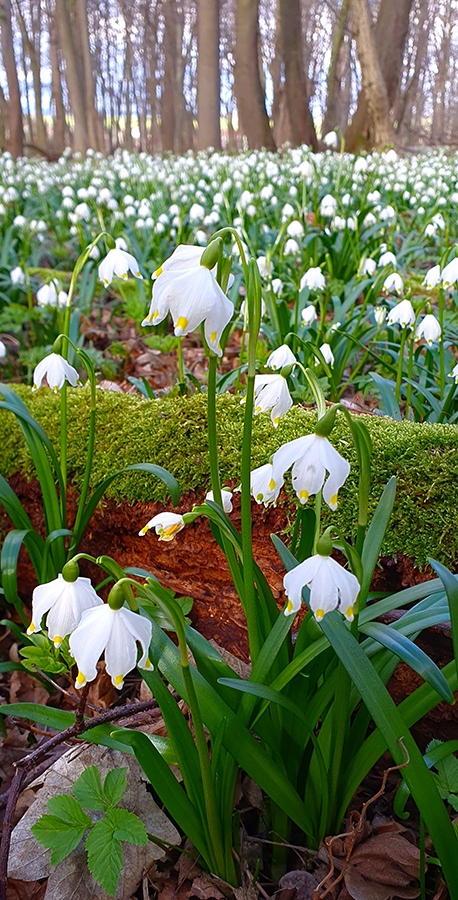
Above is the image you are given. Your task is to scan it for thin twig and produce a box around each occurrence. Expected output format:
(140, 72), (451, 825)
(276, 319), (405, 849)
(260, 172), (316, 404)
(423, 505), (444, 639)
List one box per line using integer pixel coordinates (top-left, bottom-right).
(30, 665), (104, 712)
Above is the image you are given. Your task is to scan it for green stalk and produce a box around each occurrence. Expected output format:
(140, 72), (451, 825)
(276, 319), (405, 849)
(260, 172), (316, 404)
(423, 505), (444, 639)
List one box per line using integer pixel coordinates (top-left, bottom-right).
(70, 357), (97, 553)
(405, 327), (416, 419)
(240, 366), (261, 660)
(395, 326), (408, 404)
(439, 286), (445, 396)
(207, 354), (223, 507)
(312, 492), (322, 553)
(177, 337), (184, 384)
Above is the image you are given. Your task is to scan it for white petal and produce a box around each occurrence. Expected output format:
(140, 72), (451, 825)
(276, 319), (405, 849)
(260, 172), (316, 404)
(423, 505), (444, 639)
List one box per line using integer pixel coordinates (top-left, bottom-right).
(104, 610), (138, 688)
(320, 439), (351, 510)
(119, 608), (153, 670)
(308, 557), (339, 620)
(69, 604), (114, 687)
(28, 576), (65, 634)
(271, 434), (315, 482)
(283, 555), (324, 616)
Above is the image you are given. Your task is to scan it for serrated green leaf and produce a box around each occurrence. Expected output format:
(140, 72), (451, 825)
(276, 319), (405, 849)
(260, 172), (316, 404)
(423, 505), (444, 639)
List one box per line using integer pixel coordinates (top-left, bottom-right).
(31, 815), (88, 865)
(47, 794), (92, 827)
(72, 766), (107, 811)
(107, 807), (148, 845)
(103, 768), (127, 807)
(434, 752), (458, 794)
(86, 818), (123, 897)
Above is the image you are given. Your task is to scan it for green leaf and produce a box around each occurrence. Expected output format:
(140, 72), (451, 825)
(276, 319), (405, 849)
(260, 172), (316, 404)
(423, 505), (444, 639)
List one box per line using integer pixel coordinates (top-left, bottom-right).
(434, 750), (458, 795)
(359, 477), (396, 610)
(47, 794), (92, 827)
(428, 557), (458, 689)
(359, 621), (454, 703)
(107, 807), (148, 845)
(103, 768), (128, 807)
(0, 703), (75, 729)
(369, 372), (402, 419)
(72, 766), (107, 811)
(86, 818), (122, 897)
(31, 815), (88, 865)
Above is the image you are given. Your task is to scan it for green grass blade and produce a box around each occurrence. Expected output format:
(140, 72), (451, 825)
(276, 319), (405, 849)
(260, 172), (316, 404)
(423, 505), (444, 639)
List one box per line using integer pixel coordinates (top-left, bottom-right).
(428, 557), (458, 688)
(359, 476), (396, 609)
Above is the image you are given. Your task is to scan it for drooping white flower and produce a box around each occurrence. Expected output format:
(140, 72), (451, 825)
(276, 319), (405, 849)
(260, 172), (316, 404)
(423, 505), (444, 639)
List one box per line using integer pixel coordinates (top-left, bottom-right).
(271, 433), (350, 510)
(27, 574), (102, 648)
(139, 512), (185, 540)
(378, 251), (397, 268)
(206, 489), (233, 513)
(251, 374), (293, 427)
(32, 353), (81, 393)
(319, 194), (337, 217)
(318, 343), (335, 367)
(283, 554), (360, 621)
(271, 278), (283, 296)
(441, 258), (458, 288)
(36, 280), (59, 307)
(10, 266), (26, 285)
(383, 273), (404, 295)
(151, 244), (205, 280)
(69, 604), (152, 689)
(256, 256), (270, 279)
(361, 258), (376, 276)
(387, 299), (415, 328)
(250, 463), (283, 507)
(423, 265), (441, 289)
(374, 307), (387, 327)
(415, 314), (441, 345)
(284, 238), (300, 255)
(323, 131), (338, 149)
(142, 266), (233, 357)
(300, 267), (326, 291)
(301, 305), (318, 326)
(98, 242), (141, 287)
(267, 344), (297, 370)
(449, 364), (458, 384)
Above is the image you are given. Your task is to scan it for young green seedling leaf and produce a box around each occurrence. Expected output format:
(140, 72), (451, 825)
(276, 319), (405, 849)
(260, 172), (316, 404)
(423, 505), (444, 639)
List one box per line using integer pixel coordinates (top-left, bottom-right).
(32, 812), (91, 866)
(86, 818), (123, 897)
(103, 767), (127, 807)
(72, 765), (107, 811)
(107, 807), (148, 845)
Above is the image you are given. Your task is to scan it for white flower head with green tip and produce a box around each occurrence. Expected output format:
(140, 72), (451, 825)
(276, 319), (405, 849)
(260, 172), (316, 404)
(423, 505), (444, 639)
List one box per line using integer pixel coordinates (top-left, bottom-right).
(271, 433), (350, 510)
(32, 352), (81, 393)
(139, 512), (185, 541)
(69, 602), (153, 690)
(98, 239), (141, 287)
(27, 566), (102, 648)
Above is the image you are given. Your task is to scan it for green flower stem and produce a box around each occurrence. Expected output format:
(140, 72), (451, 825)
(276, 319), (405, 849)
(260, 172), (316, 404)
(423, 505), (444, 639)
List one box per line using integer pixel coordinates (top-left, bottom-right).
(240, 370), (262, 661)
(207, 355), (222, 507)
(177, 337), (184, 384)
(439, 286), (445, 395)
(312, 492), (322, 554)
(60, 383), (67, 521)
(71, 363), (97, 549)
(327, 663), (351, 832)
(395, 326), (408, 404)
(405, 327), (416, 419)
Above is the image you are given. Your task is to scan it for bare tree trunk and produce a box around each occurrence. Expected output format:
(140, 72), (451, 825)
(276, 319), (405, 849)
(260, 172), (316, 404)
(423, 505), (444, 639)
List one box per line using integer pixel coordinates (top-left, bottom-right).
(54, 0), (89, 152)
(322, 0), (349, 136)
(48, 5), (66, 154)
(0, 82), (8, 148)
(161, 0), (176, 151)
(279, 0), (317, 147)
(394, 0), (428, 137)
(234, 0), (275, 149)
(0, 0), (24, 156)
(197, 0), (221, 149)
(348, 0), (392, 149)
(14, 0), (48, 150)
(75, 0), (101, 150)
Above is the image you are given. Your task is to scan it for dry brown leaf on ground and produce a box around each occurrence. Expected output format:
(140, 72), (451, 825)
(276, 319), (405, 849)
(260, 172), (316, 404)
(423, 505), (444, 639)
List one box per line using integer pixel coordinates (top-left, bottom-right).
(187, 875), (226, 900)
(8, 669), (49, 707)
(7, 743), (180, 900)
(6, 879), (47, 900)
(277, 870), (319, 900)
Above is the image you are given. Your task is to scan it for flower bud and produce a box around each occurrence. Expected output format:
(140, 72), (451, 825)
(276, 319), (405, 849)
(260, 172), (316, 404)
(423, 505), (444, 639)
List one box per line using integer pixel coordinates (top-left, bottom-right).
(200, 237), (223, 270)
(62, 559), (80, 583)
(52, 336), (64, 355)
(314, 405), (338, 437)
(279, 364), (294, 379)
(105, 234), (116, 251)
(315, 526), (334, 557)
(108, 580), (128, 610)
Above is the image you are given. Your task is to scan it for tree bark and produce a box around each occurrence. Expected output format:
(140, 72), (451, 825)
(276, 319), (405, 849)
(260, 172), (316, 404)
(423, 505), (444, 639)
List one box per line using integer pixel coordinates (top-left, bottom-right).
(279, 0), (317, 148)
(161, 0), (176, 151)
(348, 0), (392, 149)
(48, 4), (66, 155)
(322, 0), (350, 136)
(234, 0), (275, 149)
(14, 0), (47, 150)
(75, 0), (102, 150)
(197, 0), (221, 149)
(0, 0), (24, 156)
(54, 0), (89, 152)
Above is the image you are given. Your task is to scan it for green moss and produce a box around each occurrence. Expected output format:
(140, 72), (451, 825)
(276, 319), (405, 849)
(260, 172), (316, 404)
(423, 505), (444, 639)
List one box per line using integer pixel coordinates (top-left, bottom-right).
(1, 384), (458, 568)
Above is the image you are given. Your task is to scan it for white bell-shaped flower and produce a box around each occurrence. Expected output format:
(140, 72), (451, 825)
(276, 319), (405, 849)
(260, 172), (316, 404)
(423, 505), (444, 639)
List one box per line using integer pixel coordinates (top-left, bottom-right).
(323, 131), (338, 149)
(300, 267), (326, 291)
(27, 574), (103, 648)
(11, 266), (26, 285)
(206, 489), (233, 513)
(250, 463), (283, 507)
(301, 305), (318, 326)
(36, 280), (59, 307)
(318, 343), (335, 367)
(415, 313), (441, 345)
(423, 265), (441, 289)
(251, 374), (293, 427)
(32, 353), (81, 393)
(387, 299), (415, 328)
(441, 258), (458, 288)
(139, 512), (185, 540)
(143, 266), (234, 357)
(361, 258), (376, 276)
(69, 604), (152, 689)
(271, 433), (350, 510)
(98, 241), (141, 287)
(283, 554), (360, 621)
(379, 251), (397, 268)
(267, 345), (297, 370)
(383, 273), (404, 295)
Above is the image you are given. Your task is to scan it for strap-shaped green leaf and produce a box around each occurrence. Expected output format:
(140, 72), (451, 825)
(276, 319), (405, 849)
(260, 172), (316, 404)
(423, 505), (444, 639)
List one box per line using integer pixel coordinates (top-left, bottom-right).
(359, 476), (396, 609)
(359, 620), (454, 703)
(428, 556), (458, 689)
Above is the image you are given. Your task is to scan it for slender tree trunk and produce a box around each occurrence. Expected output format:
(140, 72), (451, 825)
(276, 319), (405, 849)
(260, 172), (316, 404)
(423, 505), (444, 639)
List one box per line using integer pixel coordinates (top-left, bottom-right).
(48, 7), (66, 154)
(279, 0), (317, 148)
(75, 0), (101, 150)
(348, 0), (392, 149)
(197, 0), (221, 149)
(234, 0), (275, 149)
(322, 0), (349, 136)
(161, 0), (176, 151)
(54, 0), (88, 152)
(14, 0), (47, 150)
(394, 0), (428, 137)
(0, 82), (8, 148)
(0, 0), (24, 156)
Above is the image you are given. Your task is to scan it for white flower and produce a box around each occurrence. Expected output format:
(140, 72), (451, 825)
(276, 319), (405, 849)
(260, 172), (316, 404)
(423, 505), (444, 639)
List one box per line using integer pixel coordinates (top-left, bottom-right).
(251, 374), (293, 427)
(284, 238), (300, 255)
(387, 299), (415, 328)
(10, 266), (26, 285)
(271, 433), (350, 510)
(318, 343), (334, 367)
(361, 258), (376, 276)
(27, 574), (102, 648)
(189, 203), (205, 221)
(379, 251), (397, 268)
(142, 266), (233, 357)
(267, 344), (297, 370)
(441, 258), (458, 288)
(139, 511), (185, 540)
(287, 220), (304, 237)
(250, 463), (283, 507)
(256, 256), (270, 278)
(300, 267), (325, 291)
(151, 245), (205, 280)
(69, 604), (152, 689)
(374, 307), (387, 327)
(383, 273), (404, 295)
(301, 305), (318, 326)
(284, 554), (360, 621)
(36, 280), (59, 307)
(449, 364), (458, 384)
(206, 489), (233, 513)
(323, 131), (338, 149)
(32, 353), (81, 393)
(319, 194), (337, 217)
(272, 278), (283, 296)
(423, 265), (441, 289)
(425, 223), (437, 238)
(98, 244), (141, 287)
(415, 314), (441, 345)
(0, 341), (6, 358)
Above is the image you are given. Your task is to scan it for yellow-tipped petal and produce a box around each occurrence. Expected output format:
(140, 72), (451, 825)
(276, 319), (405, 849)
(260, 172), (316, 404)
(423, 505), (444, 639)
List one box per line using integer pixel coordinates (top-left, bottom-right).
(139, 524), (150, 536)
(330, 493), (338, 506)
(210, 331), (217, 342)
(144, 657), (152, 669)
(286, 599), (293, 613)
(268, 478), (276, 490)
(76, 671), (86, 686)
(122, 272), (127, 279)
(27, 621), (35, 635)
(299, 490), (309, 500)
(53, 636), (63, 648)
(176, 316), (188, 332)
(115, 674), (124, 686)
(345, 606), (353, 620)
(315, 609), (324, 620)
(273, 417), (280, 426)
(154, 265), (163, 277)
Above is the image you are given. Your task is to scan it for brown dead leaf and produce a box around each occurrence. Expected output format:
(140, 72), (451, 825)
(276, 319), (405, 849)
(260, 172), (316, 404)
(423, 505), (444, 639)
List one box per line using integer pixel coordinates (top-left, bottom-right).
(9, 670), (49, 706)
(241, 775), (263, 811)
(187, 875), (225, 900)
(6, 879), (47, 900)
(278, 870), (319, 900)
(85, 662), (117, 709)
